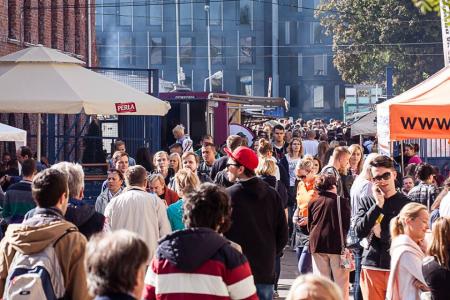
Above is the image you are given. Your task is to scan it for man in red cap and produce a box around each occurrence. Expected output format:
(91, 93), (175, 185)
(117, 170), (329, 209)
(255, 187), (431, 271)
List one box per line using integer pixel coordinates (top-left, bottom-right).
(223, 146), (288, 300)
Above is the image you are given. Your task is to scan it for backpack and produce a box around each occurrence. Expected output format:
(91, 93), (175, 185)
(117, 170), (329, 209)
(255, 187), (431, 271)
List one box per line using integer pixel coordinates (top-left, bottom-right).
(3, 227), (77, 300)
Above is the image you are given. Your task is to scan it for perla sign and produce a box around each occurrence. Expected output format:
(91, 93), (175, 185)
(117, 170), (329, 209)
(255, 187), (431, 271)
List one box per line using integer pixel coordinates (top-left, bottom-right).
(440, 0), (450, 66)
(115, 102), (137, 113)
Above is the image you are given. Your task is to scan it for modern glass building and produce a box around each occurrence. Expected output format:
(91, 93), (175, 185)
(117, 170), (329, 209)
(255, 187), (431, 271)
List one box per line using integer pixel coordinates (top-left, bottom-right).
(95, 0), (345, 119)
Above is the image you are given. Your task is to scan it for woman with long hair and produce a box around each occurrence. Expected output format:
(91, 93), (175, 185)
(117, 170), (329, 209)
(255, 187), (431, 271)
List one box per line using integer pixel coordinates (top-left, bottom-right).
(280, 138), (303, 212)
(168, 152), (182, 174)
(405, 143), (422, 165)
(166, 169), (200, 231)
(422, 217), (450, 300)
(317, 141), (330, 166)
(386, 202), (429, 300)
(293, 159), (316, 275)
(348, 144), (364, 176)
(308, 173), (351, 300)
(136, 147), (155, 173)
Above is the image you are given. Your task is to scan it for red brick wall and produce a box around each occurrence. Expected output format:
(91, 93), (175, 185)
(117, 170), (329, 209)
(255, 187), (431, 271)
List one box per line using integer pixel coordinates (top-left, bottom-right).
(0, 0), (98, 160)
(0, 0), (97, 62)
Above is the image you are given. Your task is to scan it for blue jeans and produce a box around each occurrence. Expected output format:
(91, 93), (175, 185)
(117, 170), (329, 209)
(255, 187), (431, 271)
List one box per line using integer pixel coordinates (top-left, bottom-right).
(255, 284), (274, 300)
(296, 246), (312, 274)
(352, 246), (363, 300)
(274, 256), (281, 291)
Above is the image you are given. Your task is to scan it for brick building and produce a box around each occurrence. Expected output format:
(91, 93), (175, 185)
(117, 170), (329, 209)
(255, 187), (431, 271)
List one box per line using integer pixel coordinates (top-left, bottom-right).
(0, 0), (97, 162)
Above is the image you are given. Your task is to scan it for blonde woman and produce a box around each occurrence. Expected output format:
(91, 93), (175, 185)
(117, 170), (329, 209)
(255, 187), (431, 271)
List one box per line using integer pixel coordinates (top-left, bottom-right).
(169, 152), (181, 174)
(348, 144), (364, 176)
(286, 274), (343, 300)
(422, 217), (450, 299)
(257, 138), (280, 180)
(166, 169), (200, 231)
(386, 202), (430, 300)
(255, 157), (288, 297)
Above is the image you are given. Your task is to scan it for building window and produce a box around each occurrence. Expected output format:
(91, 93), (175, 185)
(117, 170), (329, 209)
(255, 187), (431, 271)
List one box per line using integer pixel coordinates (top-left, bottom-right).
(211, 37), (223, 64)
(150, 37), (163, 65)
(210, 1), (222, 26)
(298, 53), (303, 76)
(313, 85), (324, 108)
(310, 22), (325, 44)
(314, 0), (322, 8)
(285, 22), (290, 45)
(118, 0), (132, 26)
(239, 74), (252, 96)
(180, 1), (192, 26)
(298, 0), (302, 12)
(285, 85), (291, 103)
(119, 34), (136, 67)
(239, 36), (254, 65)
(38, 0), (45, 44)
(335, 85), (341, 108)
(180, 37), (193, 64)
(7, 0), (18, 39)
(240, 0), (252, 25)
(147, 2), (162, 26)
(314, 54), (327, 75)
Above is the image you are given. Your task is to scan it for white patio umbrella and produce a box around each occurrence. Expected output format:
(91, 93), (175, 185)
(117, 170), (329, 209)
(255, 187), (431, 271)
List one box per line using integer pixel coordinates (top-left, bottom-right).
(0, 45), (170, 158)
(0, 123), (27, 149)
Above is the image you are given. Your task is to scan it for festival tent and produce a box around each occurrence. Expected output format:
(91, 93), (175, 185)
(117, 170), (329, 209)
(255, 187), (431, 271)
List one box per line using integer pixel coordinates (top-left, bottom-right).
(377, 66), (450, 154)
(0, 45), (170, 157)
(350, 111), (377, 137)
(0, 123), (27, 148)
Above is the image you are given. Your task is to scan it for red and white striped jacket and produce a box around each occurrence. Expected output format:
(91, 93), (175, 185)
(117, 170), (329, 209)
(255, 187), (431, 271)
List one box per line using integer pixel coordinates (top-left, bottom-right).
(143, 228), (258, 300)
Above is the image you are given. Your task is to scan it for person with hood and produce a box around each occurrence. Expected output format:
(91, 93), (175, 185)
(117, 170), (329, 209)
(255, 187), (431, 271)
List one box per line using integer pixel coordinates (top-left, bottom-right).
(386, 202), (429, 300)
(224, 146), (288, 300)
(25, 162), (105, 239)
(0, 168), (90, 299)
(143, 183), (258, 300)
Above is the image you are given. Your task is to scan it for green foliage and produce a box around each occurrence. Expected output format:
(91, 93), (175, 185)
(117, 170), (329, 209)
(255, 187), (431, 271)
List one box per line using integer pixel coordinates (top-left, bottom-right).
(317, 0), (444, 93)
(412, 0), (440, 14)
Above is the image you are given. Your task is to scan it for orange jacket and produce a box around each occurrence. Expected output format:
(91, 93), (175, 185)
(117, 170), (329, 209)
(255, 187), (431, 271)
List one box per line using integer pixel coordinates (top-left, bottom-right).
(296, 177), (318, 217)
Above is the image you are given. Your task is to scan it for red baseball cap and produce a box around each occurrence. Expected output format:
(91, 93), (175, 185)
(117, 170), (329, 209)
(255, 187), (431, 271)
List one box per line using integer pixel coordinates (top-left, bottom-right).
(224, 146), (259, 171)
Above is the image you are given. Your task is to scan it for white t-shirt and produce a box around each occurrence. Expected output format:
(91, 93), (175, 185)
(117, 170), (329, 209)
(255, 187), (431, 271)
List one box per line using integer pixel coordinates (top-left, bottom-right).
(302, 140), (319, 156)
(439, 193), (450, 217)
(286, 155), (301, 187)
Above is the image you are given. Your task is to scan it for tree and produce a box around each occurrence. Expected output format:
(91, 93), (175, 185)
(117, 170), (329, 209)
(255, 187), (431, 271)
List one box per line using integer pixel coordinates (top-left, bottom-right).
(411, 0), (439, 13)
(317, 0), (444, 93)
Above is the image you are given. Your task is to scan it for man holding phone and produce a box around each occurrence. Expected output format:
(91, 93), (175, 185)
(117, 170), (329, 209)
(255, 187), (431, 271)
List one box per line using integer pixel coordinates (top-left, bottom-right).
(355, 155), (410, 300)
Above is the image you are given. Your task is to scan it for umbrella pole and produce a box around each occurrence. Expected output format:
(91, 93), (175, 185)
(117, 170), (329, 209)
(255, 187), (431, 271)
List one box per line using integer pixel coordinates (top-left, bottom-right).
(400, 140), (404, 177)
(37, 113), (41, 163)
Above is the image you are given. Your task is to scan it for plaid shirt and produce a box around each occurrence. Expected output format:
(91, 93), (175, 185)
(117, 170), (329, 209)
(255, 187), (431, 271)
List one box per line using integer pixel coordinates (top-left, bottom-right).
(407, 182), (438, 210)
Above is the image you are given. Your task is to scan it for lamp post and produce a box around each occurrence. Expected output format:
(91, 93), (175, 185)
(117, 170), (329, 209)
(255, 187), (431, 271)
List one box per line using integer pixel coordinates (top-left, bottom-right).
(204, 71), (223, 92)
(205, 4), (212, 91)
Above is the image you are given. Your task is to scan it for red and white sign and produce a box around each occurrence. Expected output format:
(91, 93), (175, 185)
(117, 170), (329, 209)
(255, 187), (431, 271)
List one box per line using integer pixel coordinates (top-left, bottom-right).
(115, 102), (137, 113)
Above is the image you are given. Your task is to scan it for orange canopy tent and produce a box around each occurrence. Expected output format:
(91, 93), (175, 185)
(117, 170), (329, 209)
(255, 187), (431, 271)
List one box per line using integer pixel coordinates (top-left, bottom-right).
(377, 67), (450, 154)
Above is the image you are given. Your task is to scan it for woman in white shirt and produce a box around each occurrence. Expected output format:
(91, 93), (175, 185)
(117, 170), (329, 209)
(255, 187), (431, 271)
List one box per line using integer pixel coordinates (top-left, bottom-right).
(387, 202), (430, 300)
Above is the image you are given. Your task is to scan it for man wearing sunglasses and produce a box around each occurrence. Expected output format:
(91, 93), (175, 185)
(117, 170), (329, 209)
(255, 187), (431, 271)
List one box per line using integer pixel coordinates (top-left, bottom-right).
(224, 146), (288, 300)
(355, 156), (411, 300)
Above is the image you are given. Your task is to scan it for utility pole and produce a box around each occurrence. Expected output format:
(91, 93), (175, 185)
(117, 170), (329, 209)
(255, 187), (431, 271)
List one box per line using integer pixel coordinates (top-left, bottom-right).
(205, 4), (212, 92)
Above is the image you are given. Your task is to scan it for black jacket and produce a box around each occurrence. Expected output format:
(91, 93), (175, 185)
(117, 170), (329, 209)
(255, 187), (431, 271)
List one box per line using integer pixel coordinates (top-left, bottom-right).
(422, 255), (450, 300)
(210, 156), (228, 181)
(214, 169), (234, 188)
(26, 199), (104, 239)
(355, 191), (410, 269)
(225, 177), (288, 284)
(94, 293), (136, 300)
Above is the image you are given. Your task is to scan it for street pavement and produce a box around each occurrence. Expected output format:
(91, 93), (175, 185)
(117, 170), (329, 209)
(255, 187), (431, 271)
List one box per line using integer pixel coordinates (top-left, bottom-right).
(277, 246), (298, 299)
(277, 246), (354, 299)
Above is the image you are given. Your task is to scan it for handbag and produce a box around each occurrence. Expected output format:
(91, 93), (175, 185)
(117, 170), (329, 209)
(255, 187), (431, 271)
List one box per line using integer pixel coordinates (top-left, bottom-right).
(337, 196), (356, 271)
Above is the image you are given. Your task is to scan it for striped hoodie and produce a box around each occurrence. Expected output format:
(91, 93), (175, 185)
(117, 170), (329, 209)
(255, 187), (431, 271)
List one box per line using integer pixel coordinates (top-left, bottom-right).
(143, 227), (258, 300)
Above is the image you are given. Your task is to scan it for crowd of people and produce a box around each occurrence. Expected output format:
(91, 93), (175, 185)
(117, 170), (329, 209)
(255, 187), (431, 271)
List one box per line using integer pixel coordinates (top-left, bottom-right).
(0, 117), (448, 300)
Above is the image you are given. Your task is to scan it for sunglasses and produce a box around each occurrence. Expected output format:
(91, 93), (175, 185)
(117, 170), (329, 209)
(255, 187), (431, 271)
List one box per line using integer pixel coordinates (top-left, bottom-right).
(226, 163), (241, 168)
(372, 172), (391, 182)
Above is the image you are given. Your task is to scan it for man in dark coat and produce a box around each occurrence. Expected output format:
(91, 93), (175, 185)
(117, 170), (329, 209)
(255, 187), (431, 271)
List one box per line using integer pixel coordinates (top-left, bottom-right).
(224, 146), (288, 300)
